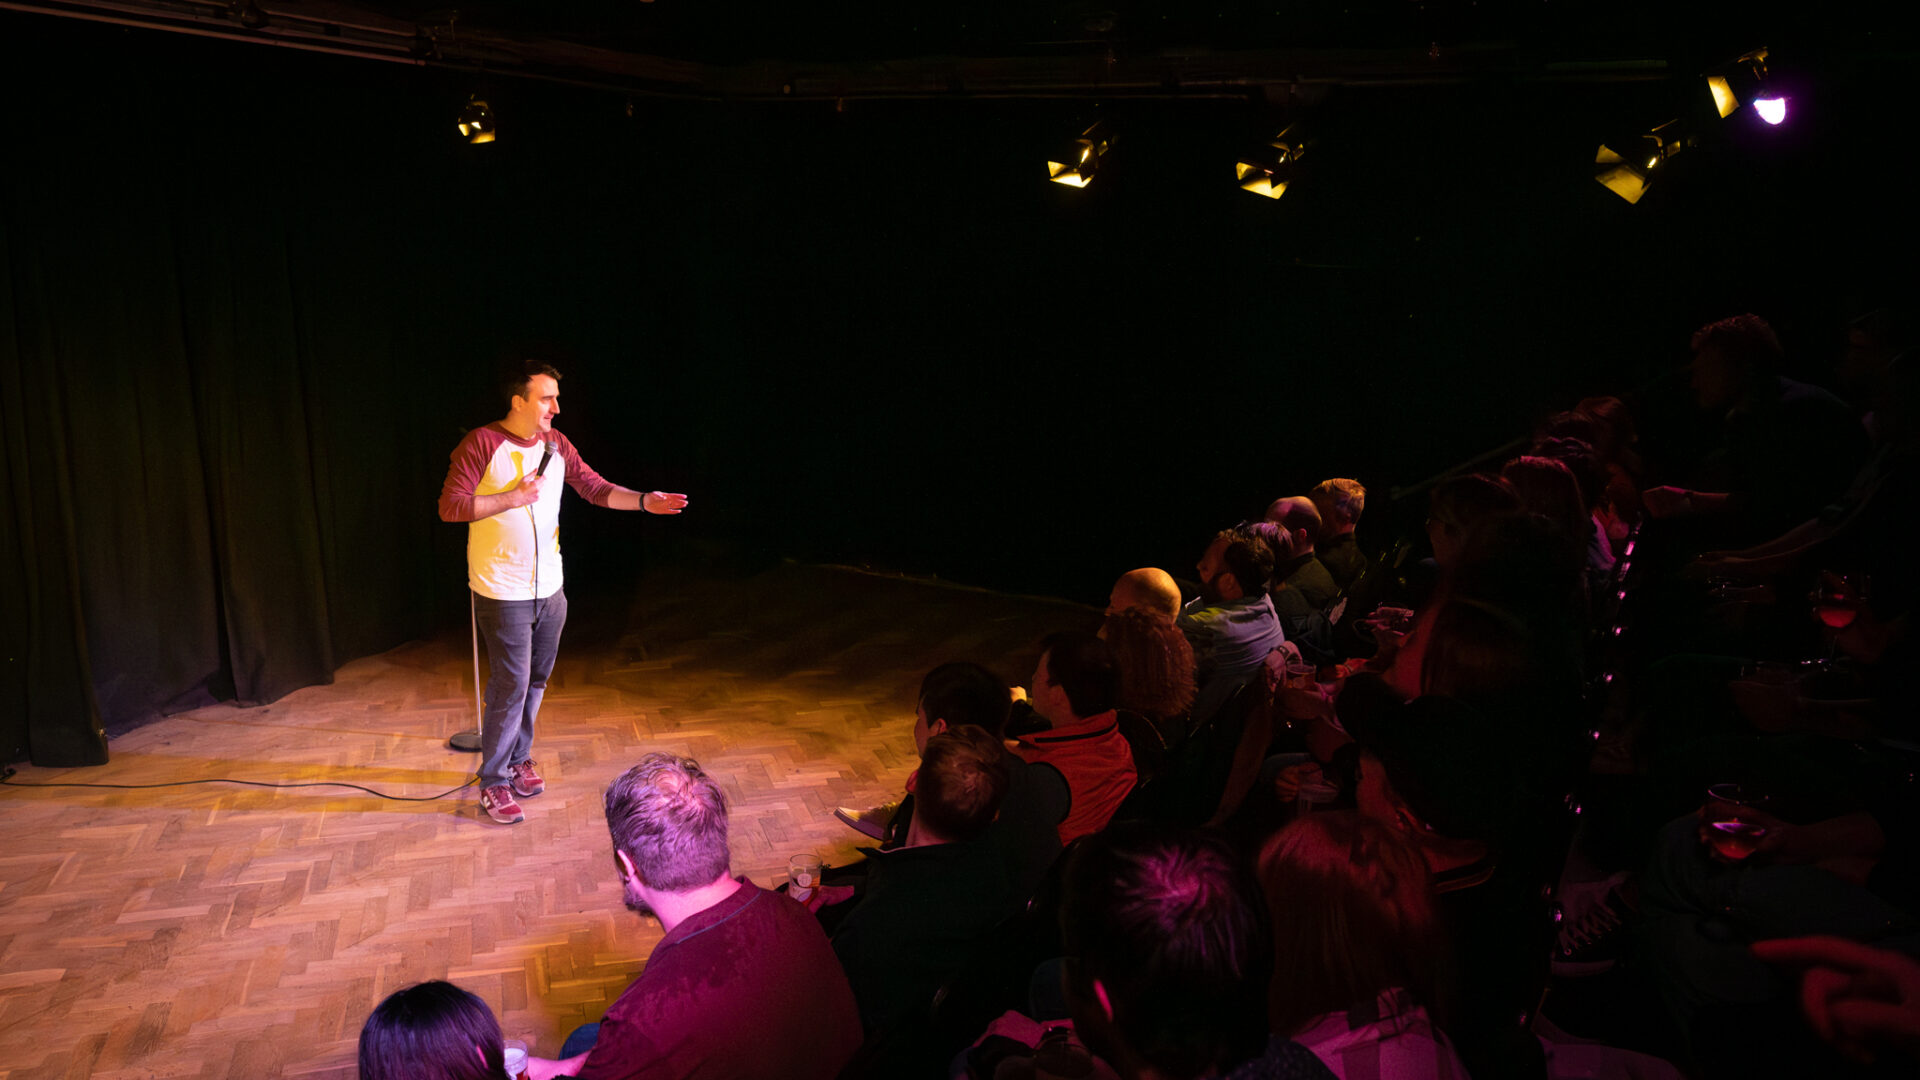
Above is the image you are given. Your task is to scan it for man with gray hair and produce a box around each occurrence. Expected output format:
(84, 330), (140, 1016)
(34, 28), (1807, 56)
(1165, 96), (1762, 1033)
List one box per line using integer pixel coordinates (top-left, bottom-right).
(524, 753), (861, 1080)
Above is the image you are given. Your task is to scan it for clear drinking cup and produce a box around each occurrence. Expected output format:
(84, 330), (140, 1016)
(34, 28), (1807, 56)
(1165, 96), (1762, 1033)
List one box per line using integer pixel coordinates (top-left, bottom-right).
(502, 1039), (529, 1080)
(1702, 783), (1771, 862)
(788, 853), (823, 903)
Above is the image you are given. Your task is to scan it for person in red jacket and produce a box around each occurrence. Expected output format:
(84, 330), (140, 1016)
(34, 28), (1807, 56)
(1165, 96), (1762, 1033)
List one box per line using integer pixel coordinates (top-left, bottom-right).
(1011, 631), (1137, 843)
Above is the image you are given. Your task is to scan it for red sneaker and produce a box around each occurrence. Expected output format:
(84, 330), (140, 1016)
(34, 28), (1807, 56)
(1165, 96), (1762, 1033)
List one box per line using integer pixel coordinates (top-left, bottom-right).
(510, 758), (545, 798)
(482, 784), (525, 824)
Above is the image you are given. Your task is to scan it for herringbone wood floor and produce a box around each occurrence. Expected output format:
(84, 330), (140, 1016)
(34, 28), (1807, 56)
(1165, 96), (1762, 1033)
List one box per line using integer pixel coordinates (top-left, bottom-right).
(0, 562), (1098, 1079)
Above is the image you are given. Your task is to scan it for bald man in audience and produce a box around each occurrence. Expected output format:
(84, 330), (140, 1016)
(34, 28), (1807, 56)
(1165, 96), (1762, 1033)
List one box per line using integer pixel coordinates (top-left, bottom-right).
(1265, 496), (1340, 612)
(1107, 567), (1183, 622)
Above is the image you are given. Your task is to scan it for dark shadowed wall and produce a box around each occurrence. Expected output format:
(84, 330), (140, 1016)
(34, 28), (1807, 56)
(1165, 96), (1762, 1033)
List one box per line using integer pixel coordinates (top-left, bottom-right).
(4, 12), (1911, 762)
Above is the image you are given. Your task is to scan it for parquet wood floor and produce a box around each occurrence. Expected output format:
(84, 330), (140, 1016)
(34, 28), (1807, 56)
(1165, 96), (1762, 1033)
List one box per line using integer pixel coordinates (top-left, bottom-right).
(0, 561), (1098, 1079)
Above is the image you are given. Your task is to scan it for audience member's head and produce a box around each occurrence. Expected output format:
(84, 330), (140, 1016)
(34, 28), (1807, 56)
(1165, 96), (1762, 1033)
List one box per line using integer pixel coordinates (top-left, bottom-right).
(604, 753), (731, 912)
(1425, 474), (1519, 567)
(1106, 567), (1183, 623)
(911, 725), (1010, 844)
(1101, 606), (1198, 721)
(1264, 495), (1323, 556)
(1536, 410), (1602, 451)
(1573, 395), (1637, 462)
(1061, 823), (1273, 1080)
(916, 661), (1012, 747)
(1442, 511), (1586, 676)
(1529, 437), (1607, 515)
(1841, 305), (1915, 400)
(1308, 478), (1367, 540)
(1197, 526), (1275, 603)
(1500, 455), (1590, 567)
(1419, 593), (1570, 708)
(1691, 313), (1782, 410)
(359, 980), (503, 1080)
(1034, 631), (1120, 724)
(1246, 520), (1294, 565)
(1259, 811), (1445, 1037)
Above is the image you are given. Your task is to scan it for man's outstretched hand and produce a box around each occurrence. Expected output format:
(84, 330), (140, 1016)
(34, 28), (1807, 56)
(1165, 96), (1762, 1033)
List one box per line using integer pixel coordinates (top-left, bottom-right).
(1754, 935), (1920, 1064)
(642, 491), (689, 515)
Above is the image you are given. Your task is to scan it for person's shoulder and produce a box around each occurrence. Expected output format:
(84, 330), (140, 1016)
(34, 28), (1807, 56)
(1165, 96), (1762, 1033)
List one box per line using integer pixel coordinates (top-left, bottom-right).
(453, 423), (508, 452)
(1227, 1036), (1339, 1080)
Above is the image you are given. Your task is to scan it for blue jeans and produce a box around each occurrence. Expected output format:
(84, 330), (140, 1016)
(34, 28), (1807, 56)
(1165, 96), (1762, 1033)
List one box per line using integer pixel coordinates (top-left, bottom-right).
(473, 588), (568, 789)
(559, 1022), (600, 1060)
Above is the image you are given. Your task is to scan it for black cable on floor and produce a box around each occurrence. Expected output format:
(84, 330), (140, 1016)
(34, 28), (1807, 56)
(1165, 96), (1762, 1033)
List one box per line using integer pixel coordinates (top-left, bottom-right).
(0, 766), (476, 801)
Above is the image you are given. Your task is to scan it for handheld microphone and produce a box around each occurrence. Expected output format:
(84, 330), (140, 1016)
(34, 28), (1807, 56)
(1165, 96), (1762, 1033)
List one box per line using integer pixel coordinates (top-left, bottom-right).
(535, 440), (557, 478)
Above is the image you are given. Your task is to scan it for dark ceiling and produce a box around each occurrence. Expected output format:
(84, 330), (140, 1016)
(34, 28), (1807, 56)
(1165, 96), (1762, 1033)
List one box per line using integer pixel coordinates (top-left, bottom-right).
(5, 0), (1895, 102)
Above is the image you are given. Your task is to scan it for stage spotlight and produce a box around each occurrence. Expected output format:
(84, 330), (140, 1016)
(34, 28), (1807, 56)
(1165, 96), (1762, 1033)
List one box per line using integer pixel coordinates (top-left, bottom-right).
(1594, 119), (1693, 204)
(1046, 121), (1112, 188)
(457, 97), (496, 144)
(1705, 47), (1771, 119)
(1235, 124), (1308, 200)
(1754, 96), (1789, 125)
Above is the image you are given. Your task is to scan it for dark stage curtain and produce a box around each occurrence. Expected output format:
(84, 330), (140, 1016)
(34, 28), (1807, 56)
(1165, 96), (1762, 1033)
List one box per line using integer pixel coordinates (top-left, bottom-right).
(2, 55), (449, 766)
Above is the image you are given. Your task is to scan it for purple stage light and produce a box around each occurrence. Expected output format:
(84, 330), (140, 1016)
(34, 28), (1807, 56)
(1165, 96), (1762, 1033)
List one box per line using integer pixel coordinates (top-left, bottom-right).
(1754, 97), (1788, 125)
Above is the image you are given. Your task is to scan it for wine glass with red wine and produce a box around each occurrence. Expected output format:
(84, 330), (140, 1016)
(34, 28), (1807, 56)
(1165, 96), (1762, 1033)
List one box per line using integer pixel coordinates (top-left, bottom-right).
(1811, 571), (1869, 659)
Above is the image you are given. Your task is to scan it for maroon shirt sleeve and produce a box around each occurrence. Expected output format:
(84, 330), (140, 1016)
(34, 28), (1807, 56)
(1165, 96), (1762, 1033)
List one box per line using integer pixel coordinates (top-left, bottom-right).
(558, 431), (622, 508)
(437, 427), (496, 522)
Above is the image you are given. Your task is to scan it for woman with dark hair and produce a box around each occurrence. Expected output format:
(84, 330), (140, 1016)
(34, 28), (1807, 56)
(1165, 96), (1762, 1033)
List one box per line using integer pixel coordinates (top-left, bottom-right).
(1101, 606), (1197, 737)
(1425, 474), (1520, 569)
(1259, 811), (1467, 1080)
(359, 980), (506, 1080)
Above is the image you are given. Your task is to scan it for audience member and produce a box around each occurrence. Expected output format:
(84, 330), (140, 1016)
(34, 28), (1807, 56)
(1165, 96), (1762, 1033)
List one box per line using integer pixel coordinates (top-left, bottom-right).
(1346, 694), (1555, 1080)
(1179, 526), (1288, 722)
(1424, 474), (1520, 570)
(841, 662), (1066, 900)
(1101, 605), (1198, 739)
(1107, 566), (1184, 622)
(1533, 435), (1619, 575)
(1259, 811), (1467, 1080)
(1574, 394), (1645, 528)
(1011, 631), (1138, 843)
(1309, 479), (1370, 593)
(830, 725), (1015, 1034)
(1500, 455), (1592, 584)
(1642, 314), (1870, 544)
(1265, 496), (1341, 611)
(359, 981), (504, 1080)
(527, 753), (862, 1080)
(1060, 823), (1336, 1080)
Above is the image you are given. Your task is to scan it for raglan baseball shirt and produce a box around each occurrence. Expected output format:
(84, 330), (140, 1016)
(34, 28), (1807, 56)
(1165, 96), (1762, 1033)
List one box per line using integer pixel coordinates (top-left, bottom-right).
(437, 423), (621, 600)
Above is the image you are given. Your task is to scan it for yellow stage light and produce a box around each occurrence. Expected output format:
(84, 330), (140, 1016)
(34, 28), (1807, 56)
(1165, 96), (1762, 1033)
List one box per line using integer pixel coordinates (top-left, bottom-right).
(1236, 124), (1308, 200)
(1705, 48), (1770, 119)
(457, 97), (496, 144)
(1594, 120), (1692, 204)
(1047, 122), (1112, 187)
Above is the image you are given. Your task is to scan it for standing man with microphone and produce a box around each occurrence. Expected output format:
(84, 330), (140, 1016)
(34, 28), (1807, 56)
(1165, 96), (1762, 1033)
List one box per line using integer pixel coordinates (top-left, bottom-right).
(438, 361), (689, 824)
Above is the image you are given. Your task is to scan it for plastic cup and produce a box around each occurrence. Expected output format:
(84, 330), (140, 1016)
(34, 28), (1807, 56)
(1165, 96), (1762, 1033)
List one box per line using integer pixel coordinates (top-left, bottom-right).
(1703, 783), (1770, 862)
(788, 853), (823, 903)
(502, 1039), (529, 1079)
(1284, 662), (1317, 690)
